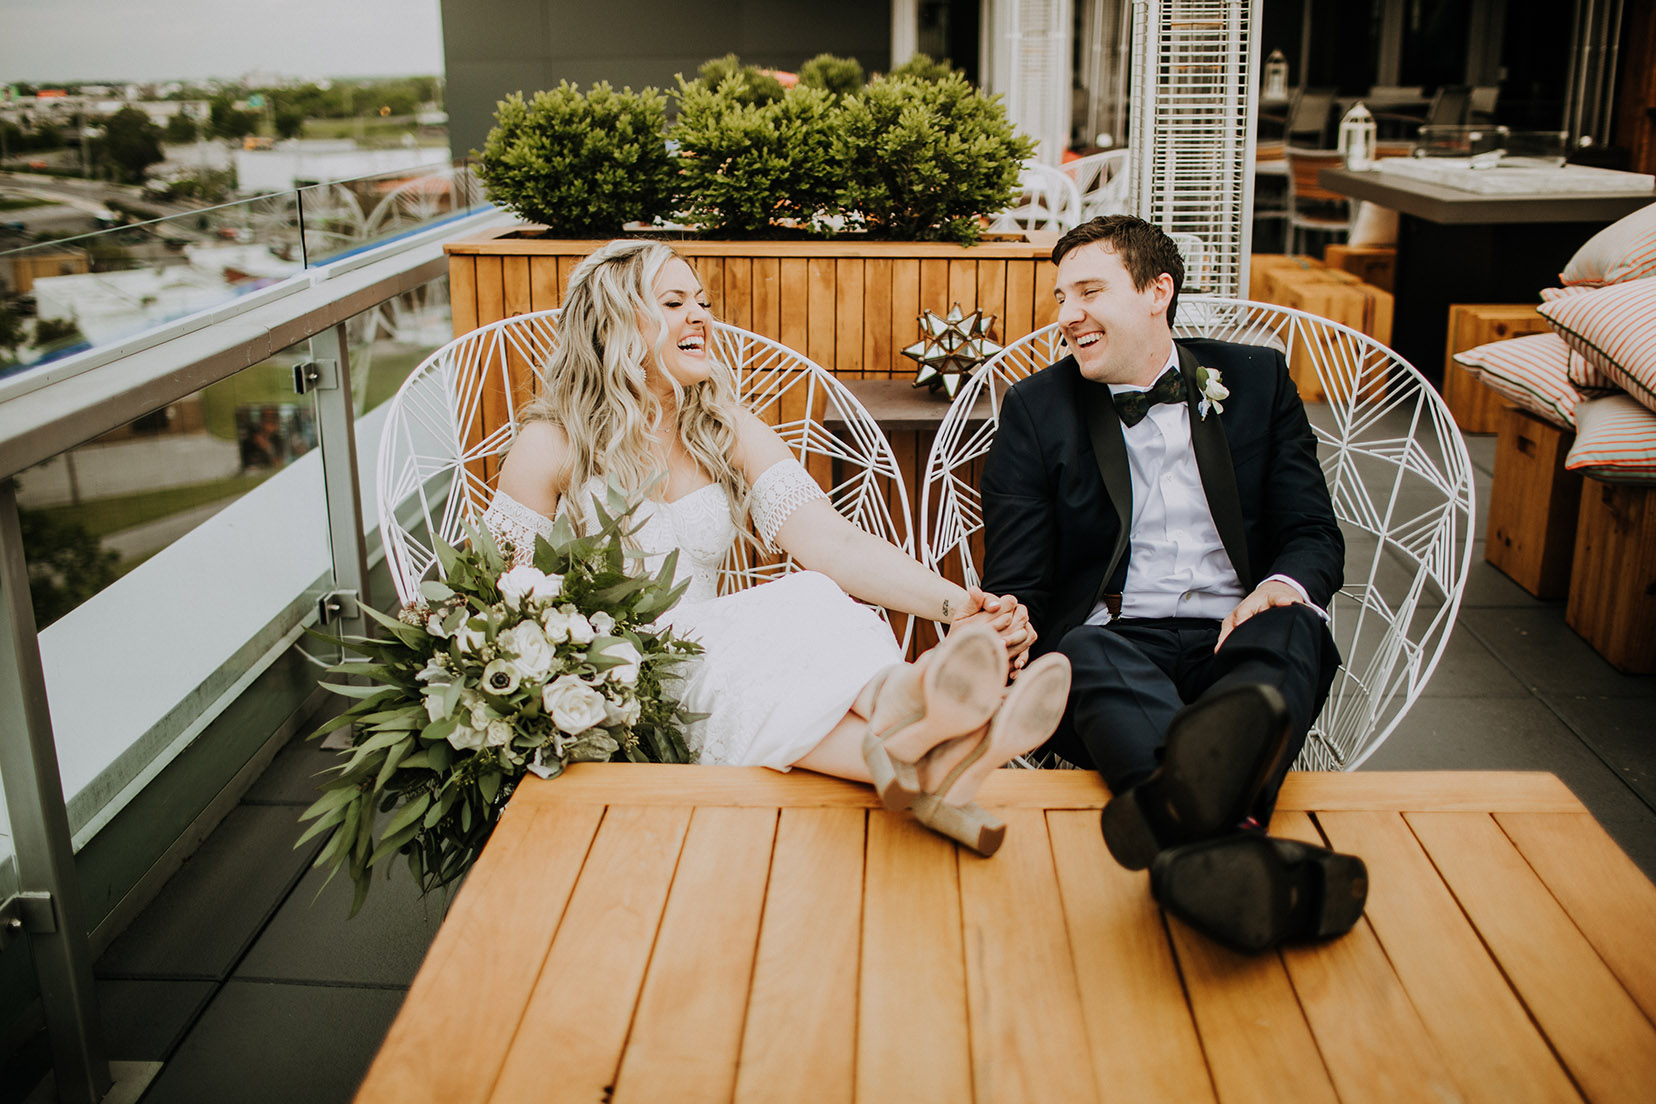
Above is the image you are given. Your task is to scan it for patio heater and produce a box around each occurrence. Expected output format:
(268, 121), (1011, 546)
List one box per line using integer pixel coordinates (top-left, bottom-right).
(1129, 0), (1261, 298)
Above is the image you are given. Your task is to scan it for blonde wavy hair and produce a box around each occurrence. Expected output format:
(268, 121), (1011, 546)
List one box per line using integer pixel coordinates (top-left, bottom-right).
(521, 239), (750, 531)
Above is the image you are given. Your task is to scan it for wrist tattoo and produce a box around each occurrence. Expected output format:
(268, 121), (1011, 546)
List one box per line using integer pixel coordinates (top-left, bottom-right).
(941, 598), (953, 619)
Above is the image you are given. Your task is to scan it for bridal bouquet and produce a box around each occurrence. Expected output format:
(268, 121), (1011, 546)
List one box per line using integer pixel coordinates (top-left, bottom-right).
(300, 483), (700, 915)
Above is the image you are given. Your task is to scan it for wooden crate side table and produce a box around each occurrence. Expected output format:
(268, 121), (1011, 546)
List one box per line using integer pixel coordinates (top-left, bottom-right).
(1567, 477), (1656, 673)
(1443, 304), (1551, 434)
(1486, 407), (1583, 598)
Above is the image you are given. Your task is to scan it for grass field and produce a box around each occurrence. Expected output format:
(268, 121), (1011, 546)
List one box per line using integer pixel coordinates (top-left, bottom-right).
(196, 344), (432, 440)
(0, 194), (59, 211)
(38, 473), (271, 538)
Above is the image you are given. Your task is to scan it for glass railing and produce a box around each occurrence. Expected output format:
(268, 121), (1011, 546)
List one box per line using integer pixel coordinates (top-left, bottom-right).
(0, 159), (483, 381)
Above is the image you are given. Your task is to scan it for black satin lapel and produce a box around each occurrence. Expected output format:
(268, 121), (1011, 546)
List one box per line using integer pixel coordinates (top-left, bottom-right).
(1082, 380), (1133, 586)
(1180, 344), (1253, 585)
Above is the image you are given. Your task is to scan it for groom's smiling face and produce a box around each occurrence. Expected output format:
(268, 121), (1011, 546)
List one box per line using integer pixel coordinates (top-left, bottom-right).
(1053, 242), (1175, 388)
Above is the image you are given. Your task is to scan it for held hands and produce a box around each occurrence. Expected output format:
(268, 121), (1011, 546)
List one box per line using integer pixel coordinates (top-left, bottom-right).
(951, 585), (1036, 669)
(1216, 579), (1304, 651)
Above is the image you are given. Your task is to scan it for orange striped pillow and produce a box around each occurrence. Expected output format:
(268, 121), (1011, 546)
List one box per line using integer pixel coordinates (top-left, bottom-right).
(1539, 286), (1615, 389)
(1566, 394), (1656, 483)
(1560, 202), (1656, 287)
(1453, 332), (1581, 429)
(1539, 277), (1656, 415)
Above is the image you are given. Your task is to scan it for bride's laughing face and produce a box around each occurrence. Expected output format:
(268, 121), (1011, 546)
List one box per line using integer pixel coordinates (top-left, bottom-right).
(645, 257), (713, 391)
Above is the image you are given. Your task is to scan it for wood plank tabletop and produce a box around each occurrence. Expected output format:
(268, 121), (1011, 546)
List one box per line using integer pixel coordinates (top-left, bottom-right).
(355, 767), (1656, 1103)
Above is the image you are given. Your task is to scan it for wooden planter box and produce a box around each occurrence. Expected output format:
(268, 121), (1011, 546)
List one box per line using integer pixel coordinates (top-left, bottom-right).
(444, 228), (1058, 382)
(1443, 304), (1552, 435)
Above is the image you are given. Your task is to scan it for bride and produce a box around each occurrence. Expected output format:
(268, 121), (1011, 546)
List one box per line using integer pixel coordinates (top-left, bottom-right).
(482, 239), (1070, 855)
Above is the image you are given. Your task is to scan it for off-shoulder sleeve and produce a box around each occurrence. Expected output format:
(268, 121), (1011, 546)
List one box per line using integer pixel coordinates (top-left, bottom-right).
(749, 457), (828, 552)
(481, 490), (556, 567)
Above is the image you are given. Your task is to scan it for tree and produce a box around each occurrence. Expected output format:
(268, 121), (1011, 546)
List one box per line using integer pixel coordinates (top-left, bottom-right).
(207, 95), (258, 140)
(0, 301), (24, 356)
(800, 54), (865, 100)
(17, 503), (119, 630)
(273, 104), (305, 140)
(163, 112), (198, 143)
(97, 106), (164, 183)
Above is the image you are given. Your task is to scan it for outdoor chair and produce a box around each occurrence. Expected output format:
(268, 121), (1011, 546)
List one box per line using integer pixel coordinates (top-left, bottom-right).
(988, 159), (1084, 235)
(1285, 146), (1353, 254)
(377, 311), (915, 643)
(1061, 149), (1132, 221)
(917, 298), (1475, 771)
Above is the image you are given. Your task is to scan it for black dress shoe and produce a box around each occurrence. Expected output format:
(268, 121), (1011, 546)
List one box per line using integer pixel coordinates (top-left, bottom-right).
(1150, 834), (1369, 954)
(1099, 683), (1291, 870)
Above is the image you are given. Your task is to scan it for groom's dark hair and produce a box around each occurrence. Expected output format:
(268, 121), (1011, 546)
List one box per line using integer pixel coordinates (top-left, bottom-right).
(1051, 215), (1185, 325)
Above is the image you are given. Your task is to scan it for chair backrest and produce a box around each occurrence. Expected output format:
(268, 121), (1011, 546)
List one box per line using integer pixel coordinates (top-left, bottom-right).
(989, 159), (1084, 234)
(1061, 149), (1133, 221)
(1426, 85), (1472, 126)
(1285, 147), (1348, 203)
(1287, 88), (1336, 144)
(918, 299), (1476, 771)
(378, 311), (915, 640)
(1468, 85), (1499, 122)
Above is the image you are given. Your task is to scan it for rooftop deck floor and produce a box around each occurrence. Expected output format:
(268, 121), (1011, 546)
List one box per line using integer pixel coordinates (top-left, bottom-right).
(6, 429), (1655, 1103)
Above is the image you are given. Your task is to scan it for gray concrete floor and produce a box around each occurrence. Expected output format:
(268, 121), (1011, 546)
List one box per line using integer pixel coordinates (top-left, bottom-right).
(6, 428), (1654, 1104)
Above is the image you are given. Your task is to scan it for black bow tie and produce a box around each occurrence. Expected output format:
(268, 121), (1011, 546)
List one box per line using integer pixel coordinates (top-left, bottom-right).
(1113, 367), (1187, 427)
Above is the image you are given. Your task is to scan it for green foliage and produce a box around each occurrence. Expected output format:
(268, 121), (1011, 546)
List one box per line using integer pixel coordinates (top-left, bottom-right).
(0, 301), (23, 354)
(17, 505), (118, 629)
(33, 316), (83, 346)
(888, 53), (961, 83)
(272, 104), (306, 140)
(836, 74), (1034, 244)
(207, 95), (259, 140)
(475, 83), (675, 237)
(672, 79), (840, 236)
(162, 112), (198, 143)
(686, 54), (786, 107)
(799, 53), (865, 99)
(97, 106), (164, 183)
(163, 168), (235, 204)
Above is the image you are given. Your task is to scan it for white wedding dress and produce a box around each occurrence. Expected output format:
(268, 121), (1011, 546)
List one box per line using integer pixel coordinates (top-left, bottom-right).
(482, 459), (902, 768)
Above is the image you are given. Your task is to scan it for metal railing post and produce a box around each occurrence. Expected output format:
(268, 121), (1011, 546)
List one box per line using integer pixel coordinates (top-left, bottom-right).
(308, 323), (372, 647)
(0, 480), (111, 1104)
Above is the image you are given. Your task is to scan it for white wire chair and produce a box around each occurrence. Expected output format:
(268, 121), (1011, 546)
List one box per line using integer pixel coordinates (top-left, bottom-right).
(988, 159), (1084, 235)
(1062, 149), (1133, 220)
(378, 310), (916, 643)
(918, 297), (1476, 771)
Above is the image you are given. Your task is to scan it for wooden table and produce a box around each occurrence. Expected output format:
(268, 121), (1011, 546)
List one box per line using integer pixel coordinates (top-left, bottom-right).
(1318, 167), (1653, 383)
(356, 767), (1656, 1103)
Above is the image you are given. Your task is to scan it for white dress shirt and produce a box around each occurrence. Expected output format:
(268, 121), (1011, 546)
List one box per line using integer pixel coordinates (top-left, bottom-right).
(1085, 345), (1317, 625)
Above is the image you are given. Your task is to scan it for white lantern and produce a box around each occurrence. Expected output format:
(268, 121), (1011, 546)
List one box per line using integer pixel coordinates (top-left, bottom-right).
(1339, 102), (1377, 171)
(1264, 50), (1289, 100)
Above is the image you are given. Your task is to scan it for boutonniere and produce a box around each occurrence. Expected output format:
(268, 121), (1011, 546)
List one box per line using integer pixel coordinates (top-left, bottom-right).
(1194, 365), (1229, 419)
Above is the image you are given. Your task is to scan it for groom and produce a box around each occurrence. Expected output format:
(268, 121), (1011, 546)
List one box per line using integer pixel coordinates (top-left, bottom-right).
(980, 216), (1366, 953)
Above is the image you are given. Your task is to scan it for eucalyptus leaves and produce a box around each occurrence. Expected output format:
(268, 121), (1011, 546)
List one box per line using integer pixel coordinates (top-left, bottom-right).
(299, 485), (700, 915)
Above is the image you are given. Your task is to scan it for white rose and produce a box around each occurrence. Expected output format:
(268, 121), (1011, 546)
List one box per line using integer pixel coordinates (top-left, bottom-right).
(600, 640), (642, 686)
(482, 658), (521, 696)
(486, 718), (514, 747)
(540, 607), (571, 644)
(530, 572), (565, 603)
(500, 621), (555, 681)
(497, 565), (548, 609)
(567, 613), (596, 645)
(589, 610), (615, 634)
(604, 696), (642, 727)
(543, 673), (609, 735)
(469, 700), (492, 729)
(447, 722), (486, 751)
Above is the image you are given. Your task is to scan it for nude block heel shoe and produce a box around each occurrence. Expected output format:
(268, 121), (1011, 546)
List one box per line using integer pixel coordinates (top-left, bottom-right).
(909, 653), (1072, 857)
(860, 624), (1007, 811)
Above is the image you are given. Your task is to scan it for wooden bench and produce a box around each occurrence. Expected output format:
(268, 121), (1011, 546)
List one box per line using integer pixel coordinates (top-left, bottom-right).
(1486, 407), (1583, 598)
(354, 766), (1656, 1104)
(1442, 303), (1553, 434)
(1568, 477), (1656, 673)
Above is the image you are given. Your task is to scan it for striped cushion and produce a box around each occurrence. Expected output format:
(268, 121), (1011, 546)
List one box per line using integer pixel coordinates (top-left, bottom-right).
(1539, 286), (1615, 388)
(1566, 393), (1656, 483)
(1560, 201), (1656, 287)
(1453, 332), (1581, 430)
(1539, 277), (1656, 415)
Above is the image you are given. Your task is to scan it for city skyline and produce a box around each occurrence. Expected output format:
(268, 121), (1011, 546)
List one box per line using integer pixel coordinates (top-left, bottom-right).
(0, 0), (446, 83)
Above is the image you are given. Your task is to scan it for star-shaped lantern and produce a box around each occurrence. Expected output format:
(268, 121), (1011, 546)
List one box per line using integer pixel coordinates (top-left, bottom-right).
(901, 303), (1003, 398)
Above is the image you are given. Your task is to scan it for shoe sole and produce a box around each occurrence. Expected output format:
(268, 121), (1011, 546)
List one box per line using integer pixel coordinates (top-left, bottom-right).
(1101, 684), (1290, 870)
(1152, 835), (1368, 954)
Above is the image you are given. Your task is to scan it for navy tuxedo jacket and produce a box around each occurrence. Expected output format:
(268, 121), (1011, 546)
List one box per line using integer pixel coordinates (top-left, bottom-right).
(980, 337), (1344, 653)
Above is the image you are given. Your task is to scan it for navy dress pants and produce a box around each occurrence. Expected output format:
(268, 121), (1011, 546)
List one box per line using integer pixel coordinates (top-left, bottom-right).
(1049, 603), (1339, 822)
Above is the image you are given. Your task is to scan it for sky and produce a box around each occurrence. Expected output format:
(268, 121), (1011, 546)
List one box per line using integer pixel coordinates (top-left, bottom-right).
(0, 0), (446, 83)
